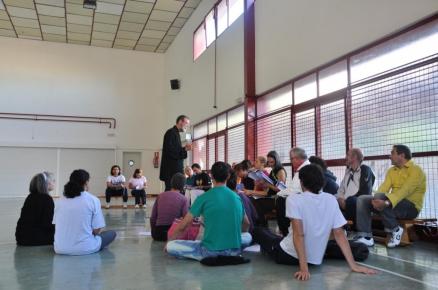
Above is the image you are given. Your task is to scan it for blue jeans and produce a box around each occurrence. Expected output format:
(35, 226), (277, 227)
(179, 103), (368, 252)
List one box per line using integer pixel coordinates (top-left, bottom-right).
(167, 233), (252, 261)
(98, 230), (116, 250)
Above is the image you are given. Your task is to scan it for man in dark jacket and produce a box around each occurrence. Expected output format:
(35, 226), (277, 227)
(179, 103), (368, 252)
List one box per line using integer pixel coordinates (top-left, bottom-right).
(160, 115), (192, 191)
(336, 148), (375, 221)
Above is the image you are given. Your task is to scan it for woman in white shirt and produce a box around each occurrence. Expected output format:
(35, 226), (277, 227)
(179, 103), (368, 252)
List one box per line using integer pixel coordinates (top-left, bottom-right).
(53, 169), (116, 255)
(253, 164), (376, 281)
(105, 165), (128, 209)
(128, 169), (147, 208)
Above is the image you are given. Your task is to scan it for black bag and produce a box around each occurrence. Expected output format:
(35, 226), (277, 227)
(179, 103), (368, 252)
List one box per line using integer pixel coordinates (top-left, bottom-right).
(200, 255), (251, 266)
(324, 240), (369, 261)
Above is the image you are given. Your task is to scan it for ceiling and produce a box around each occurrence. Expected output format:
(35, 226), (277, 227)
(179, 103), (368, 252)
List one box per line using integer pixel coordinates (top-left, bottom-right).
(0, 0), (201, 53)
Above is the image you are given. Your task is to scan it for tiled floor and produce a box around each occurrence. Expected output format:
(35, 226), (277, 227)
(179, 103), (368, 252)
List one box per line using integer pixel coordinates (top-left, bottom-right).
(1, 197), (437, 290)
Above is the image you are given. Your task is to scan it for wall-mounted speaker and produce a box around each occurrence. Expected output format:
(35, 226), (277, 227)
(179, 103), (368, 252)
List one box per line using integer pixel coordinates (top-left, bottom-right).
(170, 79), (180, 90)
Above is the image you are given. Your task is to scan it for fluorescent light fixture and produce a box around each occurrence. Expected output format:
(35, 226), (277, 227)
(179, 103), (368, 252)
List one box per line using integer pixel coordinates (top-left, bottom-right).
(83, 0), (96, 10)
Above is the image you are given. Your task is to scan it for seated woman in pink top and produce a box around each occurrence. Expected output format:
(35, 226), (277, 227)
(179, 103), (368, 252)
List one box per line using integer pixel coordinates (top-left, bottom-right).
(150, 173), (188, 241)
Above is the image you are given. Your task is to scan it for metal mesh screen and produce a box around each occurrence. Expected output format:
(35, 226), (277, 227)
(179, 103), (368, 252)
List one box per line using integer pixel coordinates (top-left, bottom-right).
(256, 110), (291, 163)
(227, 125), (245, 165)
(321, 100), (346, 159)
(295, 109), (315, 157)
(352, 62), (438, 156)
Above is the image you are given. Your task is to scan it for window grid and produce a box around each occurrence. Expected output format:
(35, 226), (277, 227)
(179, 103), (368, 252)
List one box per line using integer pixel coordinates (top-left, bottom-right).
(256, 110), (291, 162)
(352, 62), (438, 156)
(192, 138), (207, 170)
(217, 135), (225, 162)
(321, 100), (346, 159)
(295, 109), (315, 157)
(208, 138), (216, 169)
(227, 125), (245, 165)
(193, 0), (244, 60)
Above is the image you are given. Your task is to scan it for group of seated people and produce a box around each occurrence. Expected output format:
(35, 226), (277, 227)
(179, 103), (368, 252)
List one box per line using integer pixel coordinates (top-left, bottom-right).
(15, 143), (426, 281)
(105, 165), (148, 209)
(16, 170), (117, 255)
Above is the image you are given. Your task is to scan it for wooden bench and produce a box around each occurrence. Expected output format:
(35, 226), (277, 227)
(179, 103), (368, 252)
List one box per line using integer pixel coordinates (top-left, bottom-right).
(97, 194), (158, 209)
(370, 217), (437, 246)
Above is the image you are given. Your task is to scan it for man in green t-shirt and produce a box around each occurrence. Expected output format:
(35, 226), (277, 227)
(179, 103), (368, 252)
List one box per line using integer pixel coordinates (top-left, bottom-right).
(167, 162), (251, 261)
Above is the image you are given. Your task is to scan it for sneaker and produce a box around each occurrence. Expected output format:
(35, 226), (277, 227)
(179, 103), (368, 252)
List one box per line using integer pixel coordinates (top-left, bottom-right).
(123, 203), (128, 209)
(387, 226), (404, 248)
(355, 236), (375, 247)
(105, 204), (110, 209)
(135, 204), (139, 209)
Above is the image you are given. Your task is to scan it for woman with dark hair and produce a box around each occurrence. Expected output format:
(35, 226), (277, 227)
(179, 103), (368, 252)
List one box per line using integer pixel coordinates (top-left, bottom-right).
(309, 156), (339, 195)
(53, 169), (116, 255)
(105, 165), (128, 209)
(251, 151), (286, 227)
(128, 169), (147, 208)
(15, 172), (56, 246)
(253, 164), (376, 281)
(227, 169), (258, 235)
(150, 173), (188, 241)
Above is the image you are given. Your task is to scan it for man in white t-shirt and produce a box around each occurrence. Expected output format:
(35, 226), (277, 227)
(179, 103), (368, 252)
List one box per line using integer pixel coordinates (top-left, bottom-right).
(253, 164), (376, 281)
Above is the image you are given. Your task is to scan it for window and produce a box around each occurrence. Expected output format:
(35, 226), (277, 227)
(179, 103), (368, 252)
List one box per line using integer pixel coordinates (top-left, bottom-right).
(193, 24), (206, 60)
(319, 60), (348, 95)
(228, 0), (244, 26)
(257, 85), (292, 116)
(193, 106), (245, 169)
(217, 135), (225, 162)
(193, 122), (208, 139)
(295, 109), (315, 157)
(294, 74), (317, 104)
(351, 21), (438, 83)
(351, 61), (438, 156)
(320, 100), (346, 159)
(193, 0), (245, 59)
(205, 10), (216, 47)
(256, 111), (291, 162)
(227, 125), (245, 164)
(227, 105), (245, 126)
(217, 0), (228, 36)
(208, 138), (216, 168)
(192, 138), (207, 170)
(208, 118), (217, 134)
(193, 18), (438, 218)
(217, 113), (227, 131)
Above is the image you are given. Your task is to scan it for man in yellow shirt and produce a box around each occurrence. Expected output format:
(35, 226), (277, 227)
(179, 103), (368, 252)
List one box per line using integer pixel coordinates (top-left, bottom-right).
(355, 145), (426, 248)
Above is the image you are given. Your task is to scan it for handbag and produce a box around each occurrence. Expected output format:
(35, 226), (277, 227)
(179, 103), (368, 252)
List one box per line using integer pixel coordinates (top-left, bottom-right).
(167, 217), (201, 240)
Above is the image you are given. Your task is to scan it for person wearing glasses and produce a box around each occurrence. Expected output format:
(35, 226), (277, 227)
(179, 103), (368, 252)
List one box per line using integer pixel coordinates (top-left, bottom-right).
(336, 148), (375, 222)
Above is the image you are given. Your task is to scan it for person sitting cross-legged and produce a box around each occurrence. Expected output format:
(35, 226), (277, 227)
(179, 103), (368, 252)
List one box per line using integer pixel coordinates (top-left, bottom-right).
(355, 145), (426, 248)
(252, 164), (376, 281)
(166, 161), (251, 261)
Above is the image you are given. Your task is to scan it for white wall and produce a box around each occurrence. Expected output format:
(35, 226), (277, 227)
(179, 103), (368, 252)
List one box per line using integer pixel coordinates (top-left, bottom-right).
(164, 0), (244, 126)
(255, 0), (438, 94)
(0, 37), (166, 196)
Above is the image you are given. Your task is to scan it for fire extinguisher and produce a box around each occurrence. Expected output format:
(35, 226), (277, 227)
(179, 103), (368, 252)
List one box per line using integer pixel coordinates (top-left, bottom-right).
(153, 152), (160, 168)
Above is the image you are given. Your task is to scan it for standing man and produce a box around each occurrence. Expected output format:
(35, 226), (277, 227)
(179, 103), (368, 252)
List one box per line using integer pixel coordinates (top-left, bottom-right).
(160, 115), (192, 191)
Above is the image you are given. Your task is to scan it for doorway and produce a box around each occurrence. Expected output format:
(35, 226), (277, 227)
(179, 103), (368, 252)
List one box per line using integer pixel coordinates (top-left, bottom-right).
(122, 152), (142, 180)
